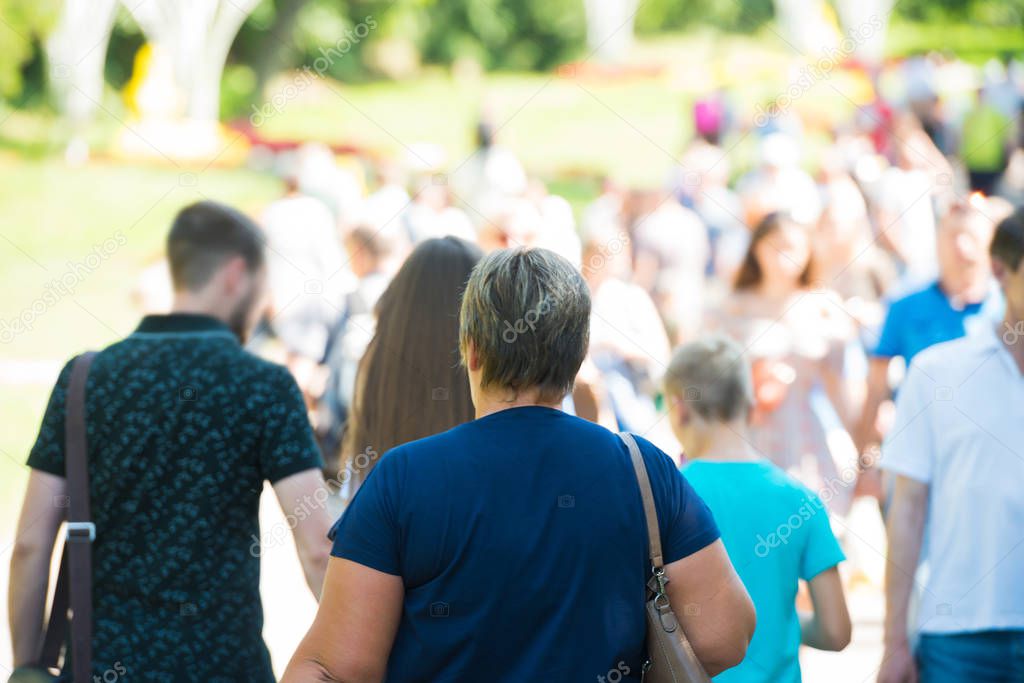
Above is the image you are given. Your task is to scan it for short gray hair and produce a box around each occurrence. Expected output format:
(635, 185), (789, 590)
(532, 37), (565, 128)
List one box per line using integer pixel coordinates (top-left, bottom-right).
(459, 247), (590, 403)
(664, 335), (753, 422)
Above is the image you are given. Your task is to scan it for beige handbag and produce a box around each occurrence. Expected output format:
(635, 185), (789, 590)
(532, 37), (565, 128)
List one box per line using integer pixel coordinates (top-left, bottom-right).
(619, 432), (712, 683)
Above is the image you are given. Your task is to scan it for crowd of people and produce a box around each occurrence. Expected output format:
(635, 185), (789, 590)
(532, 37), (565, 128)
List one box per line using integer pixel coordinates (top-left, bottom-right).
(8, 52), (1024, 682)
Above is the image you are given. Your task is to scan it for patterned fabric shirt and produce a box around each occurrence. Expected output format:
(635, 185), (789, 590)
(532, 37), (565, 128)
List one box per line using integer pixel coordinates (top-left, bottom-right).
(28, 313), (323, 682)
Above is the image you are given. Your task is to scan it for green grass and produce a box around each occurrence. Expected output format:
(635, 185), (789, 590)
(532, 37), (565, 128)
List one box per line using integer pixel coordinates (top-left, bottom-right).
(0, 156), (281, 359)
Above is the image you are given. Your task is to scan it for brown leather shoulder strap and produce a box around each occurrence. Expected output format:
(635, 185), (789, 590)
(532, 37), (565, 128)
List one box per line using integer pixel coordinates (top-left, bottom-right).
(65, 351), (97, 681)
(619, 432), (664, 570)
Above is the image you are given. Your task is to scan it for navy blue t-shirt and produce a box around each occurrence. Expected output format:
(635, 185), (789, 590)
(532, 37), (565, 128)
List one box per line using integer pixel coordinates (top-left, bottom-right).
(330, 406), (720, 682)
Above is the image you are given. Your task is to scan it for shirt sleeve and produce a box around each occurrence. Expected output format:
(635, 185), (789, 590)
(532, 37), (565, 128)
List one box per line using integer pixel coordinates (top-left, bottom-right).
(639, 437), (721, 564)
(329, 449), (403, 576)
(799, 492), (846, 580)
(258, 364), (324, 483)
(26, 359), (76, 477)
(879, 359), (936, 483)
(872, 299), (904, 358)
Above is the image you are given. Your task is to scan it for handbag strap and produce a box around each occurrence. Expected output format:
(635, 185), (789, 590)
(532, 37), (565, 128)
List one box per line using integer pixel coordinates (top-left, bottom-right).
(40, 352), (97, 679)
(619, 432), (664, 571)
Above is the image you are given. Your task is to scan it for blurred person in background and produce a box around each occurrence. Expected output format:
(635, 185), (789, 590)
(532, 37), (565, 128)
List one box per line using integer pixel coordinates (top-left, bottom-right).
(872, 115), (950, 286)
(668, 335), (851, 683)
(452, 115), (528, 211)
(737, 132), (822, 228)
(814, 153), (898, 308)
(960, 86), (1013, 196)
(526, 179), (583, 266)
(284, 246), (754, 682)
(402, 177), (476, 244)
(856, 199), (1005, 457)
(261, 167), (345, 397)
(8, 202), (333, 682)
(878, 206), (1024, 683)
(630, 194), (709, 344)
(337, 236), (482, 500)
(316, 225), (400, 471)
(707, 212), (859, 517)
(582, 224), (672, 434)
(362, 160), (412, 232)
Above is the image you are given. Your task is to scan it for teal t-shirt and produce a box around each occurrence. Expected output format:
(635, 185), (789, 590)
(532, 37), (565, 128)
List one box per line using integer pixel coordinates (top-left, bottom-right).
(682, 460), (845, 683)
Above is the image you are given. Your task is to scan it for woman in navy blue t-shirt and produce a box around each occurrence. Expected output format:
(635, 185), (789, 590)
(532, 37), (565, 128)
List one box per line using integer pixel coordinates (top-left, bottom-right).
(284, 246), (755, 682)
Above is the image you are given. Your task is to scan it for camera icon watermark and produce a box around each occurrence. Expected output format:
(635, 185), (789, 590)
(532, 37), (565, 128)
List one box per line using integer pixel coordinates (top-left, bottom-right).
(432, 387), (449, 401)
(431, 173), (448, 186)
(304, 279), (324, 295)
(681, 171), (703, 190)
(179, 602), (198, 617)
(429, 601), (450, 618)
(179, 386), (198, 401)
(934, 386), (953, 401)
(50, 63), (71, 81)
(53, 495), (70, 508)
(178, 172), (198, 187)
(557, 494), (575, 509)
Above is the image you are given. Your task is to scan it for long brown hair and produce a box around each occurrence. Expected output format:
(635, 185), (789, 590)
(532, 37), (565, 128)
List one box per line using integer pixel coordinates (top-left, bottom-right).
(733, 211), (814, 291)
(342, 236), (483, 486)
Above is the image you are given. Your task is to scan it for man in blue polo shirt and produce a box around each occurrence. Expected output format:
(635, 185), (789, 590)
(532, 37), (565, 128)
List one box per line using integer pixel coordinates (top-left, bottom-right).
(856, 201), (1004, 453)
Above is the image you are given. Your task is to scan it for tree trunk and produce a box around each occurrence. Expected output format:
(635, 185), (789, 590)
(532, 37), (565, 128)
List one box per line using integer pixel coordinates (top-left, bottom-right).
(46, 0), (119, 127)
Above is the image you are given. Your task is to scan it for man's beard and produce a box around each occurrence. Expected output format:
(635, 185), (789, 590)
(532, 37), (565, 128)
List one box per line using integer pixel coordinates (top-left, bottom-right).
(227, 286), (258, 343)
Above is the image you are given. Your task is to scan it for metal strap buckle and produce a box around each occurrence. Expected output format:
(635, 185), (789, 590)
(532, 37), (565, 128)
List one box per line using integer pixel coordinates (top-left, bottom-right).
(66, 521), (95, 542)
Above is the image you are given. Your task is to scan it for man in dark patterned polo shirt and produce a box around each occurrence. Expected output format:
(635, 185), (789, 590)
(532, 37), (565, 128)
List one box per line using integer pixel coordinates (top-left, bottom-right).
(9, 201), (333, 682)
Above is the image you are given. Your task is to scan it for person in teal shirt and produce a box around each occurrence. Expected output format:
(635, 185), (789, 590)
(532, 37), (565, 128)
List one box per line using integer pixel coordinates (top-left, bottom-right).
(665, 335), (852, 682)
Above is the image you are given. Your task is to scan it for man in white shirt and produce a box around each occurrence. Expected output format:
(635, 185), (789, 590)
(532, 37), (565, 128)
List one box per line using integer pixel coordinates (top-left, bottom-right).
(878, 207), (1024, 683)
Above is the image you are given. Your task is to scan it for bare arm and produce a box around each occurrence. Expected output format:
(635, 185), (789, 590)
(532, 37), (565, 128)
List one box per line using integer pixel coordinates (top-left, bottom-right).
(8, 471), (66, 667)
(800, 567), (851, 651)
(877, 474), (928, 683)
(281, 557), (403, 683)
(856, 357), (892, 452)
(665, 539), (756, 676)
(273, 469), (335, 600)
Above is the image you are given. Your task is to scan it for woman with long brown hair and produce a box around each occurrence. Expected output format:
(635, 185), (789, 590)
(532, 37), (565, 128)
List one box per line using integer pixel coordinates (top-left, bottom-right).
(707, 212), (859, 517)
(339, 236), (483, 496)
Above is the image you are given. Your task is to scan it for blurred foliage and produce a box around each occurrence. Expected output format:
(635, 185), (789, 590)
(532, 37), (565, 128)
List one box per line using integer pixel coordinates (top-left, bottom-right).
(896, 0), (1024, 24)
(0, 0), (59, 101)
(635, 0), (775, 34)
(1, 0), (1023, 112)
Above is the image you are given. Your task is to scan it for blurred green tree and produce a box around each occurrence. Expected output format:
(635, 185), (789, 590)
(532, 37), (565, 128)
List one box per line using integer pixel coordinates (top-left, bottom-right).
(0, 0), (60, 99)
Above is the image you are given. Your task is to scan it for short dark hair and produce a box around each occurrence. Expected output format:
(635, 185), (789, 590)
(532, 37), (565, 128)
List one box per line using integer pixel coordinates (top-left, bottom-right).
(991, 206), (1024, 272)
(459, 247), (590, 404)
(166, 201), (266, 291)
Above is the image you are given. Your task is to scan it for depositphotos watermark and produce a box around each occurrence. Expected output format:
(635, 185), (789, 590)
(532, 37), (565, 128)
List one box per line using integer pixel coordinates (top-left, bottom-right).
(250, 446), (379, 556)
(753, 449), (875, 558)
(0, 230), (127, 344)
(92, 661), (127, 683)
(597, 661), (631, 683)
(250, 15), (377, 127)
(753, 14), (883, 127)
(581, 230), (630, 278)
(1003, 320), (1024, 345)
(502, 293), (555, 344)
